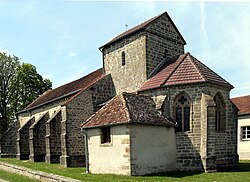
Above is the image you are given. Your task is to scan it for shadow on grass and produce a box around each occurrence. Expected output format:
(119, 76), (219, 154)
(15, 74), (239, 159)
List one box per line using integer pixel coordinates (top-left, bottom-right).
(144, 161), (250, 178)
(235, 162), (250, 172)
(143, 171), (204, 178)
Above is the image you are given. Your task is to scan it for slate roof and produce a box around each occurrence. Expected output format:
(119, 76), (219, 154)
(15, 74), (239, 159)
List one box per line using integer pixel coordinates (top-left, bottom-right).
(232, 95), (250, 116)
(140, 53), (233, 91)
(82, 92), (176, 128)
(19, 68), (104, 112)
(100, 12), (186, 50)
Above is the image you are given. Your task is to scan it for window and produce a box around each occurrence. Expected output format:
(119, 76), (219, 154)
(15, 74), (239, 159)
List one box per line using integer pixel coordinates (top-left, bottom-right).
(214, 93), (226, 132)
(174, 94), (191, 132)
(122, 51), (125, 66)
(101, 127), (111, 144)
(242, 126), (250, 140)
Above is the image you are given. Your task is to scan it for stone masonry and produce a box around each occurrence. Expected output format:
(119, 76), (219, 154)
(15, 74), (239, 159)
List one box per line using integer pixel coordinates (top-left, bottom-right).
(139, 83), (238, 171)
(60, 74), (115, 167)
(101, 13), (185, 93)
(17, 117), (35, 160)
(29, 112), (49, 162)
(145, 14), (185, 76)
(45, 109), (62, 163)
(0, 121), (20, 158)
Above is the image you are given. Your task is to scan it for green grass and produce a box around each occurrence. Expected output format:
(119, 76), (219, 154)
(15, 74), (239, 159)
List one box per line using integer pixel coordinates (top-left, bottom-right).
(0, 169), (39, 182)
(0, 158), (250, 182)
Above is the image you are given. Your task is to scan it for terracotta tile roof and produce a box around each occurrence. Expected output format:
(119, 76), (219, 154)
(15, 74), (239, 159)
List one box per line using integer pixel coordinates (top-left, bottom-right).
(82, 92), (176, 128)
(100, 12), (186, 49)
(232, 95), (250, 116)
(140, 53), (233, 91)
(20, 68), (104, 112)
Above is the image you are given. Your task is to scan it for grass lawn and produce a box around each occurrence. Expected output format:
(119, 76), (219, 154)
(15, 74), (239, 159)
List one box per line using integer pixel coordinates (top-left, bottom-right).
(0, 158), (250, 182)
(0, 169), (39, 182)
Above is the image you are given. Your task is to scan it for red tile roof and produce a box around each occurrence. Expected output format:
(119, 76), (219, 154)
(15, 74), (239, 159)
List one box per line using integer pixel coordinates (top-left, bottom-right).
(100, 12), (186, 49)
(20, 68), (104, 112)
(232, 95), (250, 116)
(140, 53), (233, 91)
(82, 93), (176, 128)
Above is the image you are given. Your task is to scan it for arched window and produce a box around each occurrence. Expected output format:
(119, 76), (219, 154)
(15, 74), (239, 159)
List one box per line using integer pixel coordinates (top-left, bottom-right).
(214, 93), (226, 132)
(174, 94), (191, 132)
(121, 51), (125, 66)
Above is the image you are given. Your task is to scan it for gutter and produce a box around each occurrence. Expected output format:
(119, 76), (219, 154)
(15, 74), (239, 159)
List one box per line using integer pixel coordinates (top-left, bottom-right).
(81, 128), (89, 173)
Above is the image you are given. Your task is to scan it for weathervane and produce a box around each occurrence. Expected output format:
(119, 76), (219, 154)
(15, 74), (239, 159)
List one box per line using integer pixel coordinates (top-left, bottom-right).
(125, 24), (128, 31)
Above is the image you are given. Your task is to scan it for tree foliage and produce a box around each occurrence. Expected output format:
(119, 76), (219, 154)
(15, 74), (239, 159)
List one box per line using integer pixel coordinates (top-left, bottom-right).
(0, 52), (20, 135)
(0, 52), (52, 136)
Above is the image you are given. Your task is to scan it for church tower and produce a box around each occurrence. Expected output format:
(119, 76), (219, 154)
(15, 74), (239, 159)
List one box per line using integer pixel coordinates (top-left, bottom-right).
(99, 12), (186, 94)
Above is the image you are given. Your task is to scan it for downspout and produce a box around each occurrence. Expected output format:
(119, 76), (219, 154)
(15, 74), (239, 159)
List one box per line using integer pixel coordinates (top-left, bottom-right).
(82, 128), (89, 173)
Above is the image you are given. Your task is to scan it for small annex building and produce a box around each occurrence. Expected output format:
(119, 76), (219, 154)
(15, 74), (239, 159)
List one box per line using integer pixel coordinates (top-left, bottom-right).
(232, 95), (250, 160)
(82, 93), (176, 176)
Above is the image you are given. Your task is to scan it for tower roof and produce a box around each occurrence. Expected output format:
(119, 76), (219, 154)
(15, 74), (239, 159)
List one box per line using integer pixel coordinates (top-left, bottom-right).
(100, 12), (186, 50)
(140, 53), (233, 91)
(82, 92), (176, 129)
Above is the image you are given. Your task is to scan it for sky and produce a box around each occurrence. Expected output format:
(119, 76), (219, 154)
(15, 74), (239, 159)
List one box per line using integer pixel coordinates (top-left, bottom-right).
(0, 1), (250, 98)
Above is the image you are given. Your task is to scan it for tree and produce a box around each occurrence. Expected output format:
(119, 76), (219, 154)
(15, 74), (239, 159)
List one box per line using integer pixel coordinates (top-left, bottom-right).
(0, 52), (52, 136)
(12, 63), (52, 113)
(0, 52), (20, 135)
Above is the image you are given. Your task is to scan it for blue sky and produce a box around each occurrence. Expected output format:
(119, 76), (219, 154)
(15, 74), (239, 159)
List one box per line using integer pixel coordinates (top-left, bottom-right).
(0, 1), (250, 98)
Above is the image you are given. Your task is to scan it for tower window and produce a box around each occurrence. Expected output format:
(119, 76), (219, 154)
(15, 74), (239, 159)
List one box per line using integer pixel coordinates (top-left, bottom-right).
(122, 51), (125, 66)
(174, 94), (191, 132)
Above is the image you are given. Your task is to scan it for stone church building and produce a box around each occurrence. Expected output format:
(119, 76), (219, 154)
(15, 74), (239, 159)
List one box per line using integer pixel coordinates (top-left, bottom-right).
(0, 12), (238, 175)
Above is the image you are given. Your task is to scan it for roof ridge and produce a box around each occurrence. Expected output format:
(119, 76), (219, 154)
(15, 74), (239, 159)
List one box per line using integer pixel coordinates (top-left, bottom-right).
(190, 55), (233, 88)
(100, 13), (164, 49)
(52, 68), (102, 91)
(62, 74), (106, 106)
(160, 53), (188, 86)
(121, 92), (132, 123)
(100, 11), (186, 49)
(188, 54), (206, 82)
(24, 89), (52, 110)
(19, 68), (104, 113)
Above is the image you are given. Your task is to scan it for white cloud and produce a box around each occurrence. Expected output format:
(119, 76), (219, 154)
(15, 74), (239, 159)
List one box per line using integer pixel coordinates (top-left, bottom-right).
(67, 51), (77, 58)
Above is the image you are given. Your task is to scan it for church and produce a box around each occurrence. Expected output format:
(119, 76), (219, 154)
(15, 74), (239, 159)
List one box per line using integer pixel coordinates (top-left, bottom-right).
(0, 12), (238, 175)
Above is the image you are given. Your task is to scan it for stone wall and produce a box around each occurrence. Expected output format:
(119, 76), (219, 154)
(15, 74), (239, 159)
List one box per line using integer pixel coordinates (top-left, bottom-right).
(0, 121), (20, 158)
(29, 112), (49, 162)
(90, 74), (116, 111)
(45, 109), (62, 163)
(102, 14), (186, 93)
(139, 82), (238, 171)
(145, 14), (185, 77)
(17, 117), (35, 160)
(102, 32), (147, 94)
(61, 91), (94, 167)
